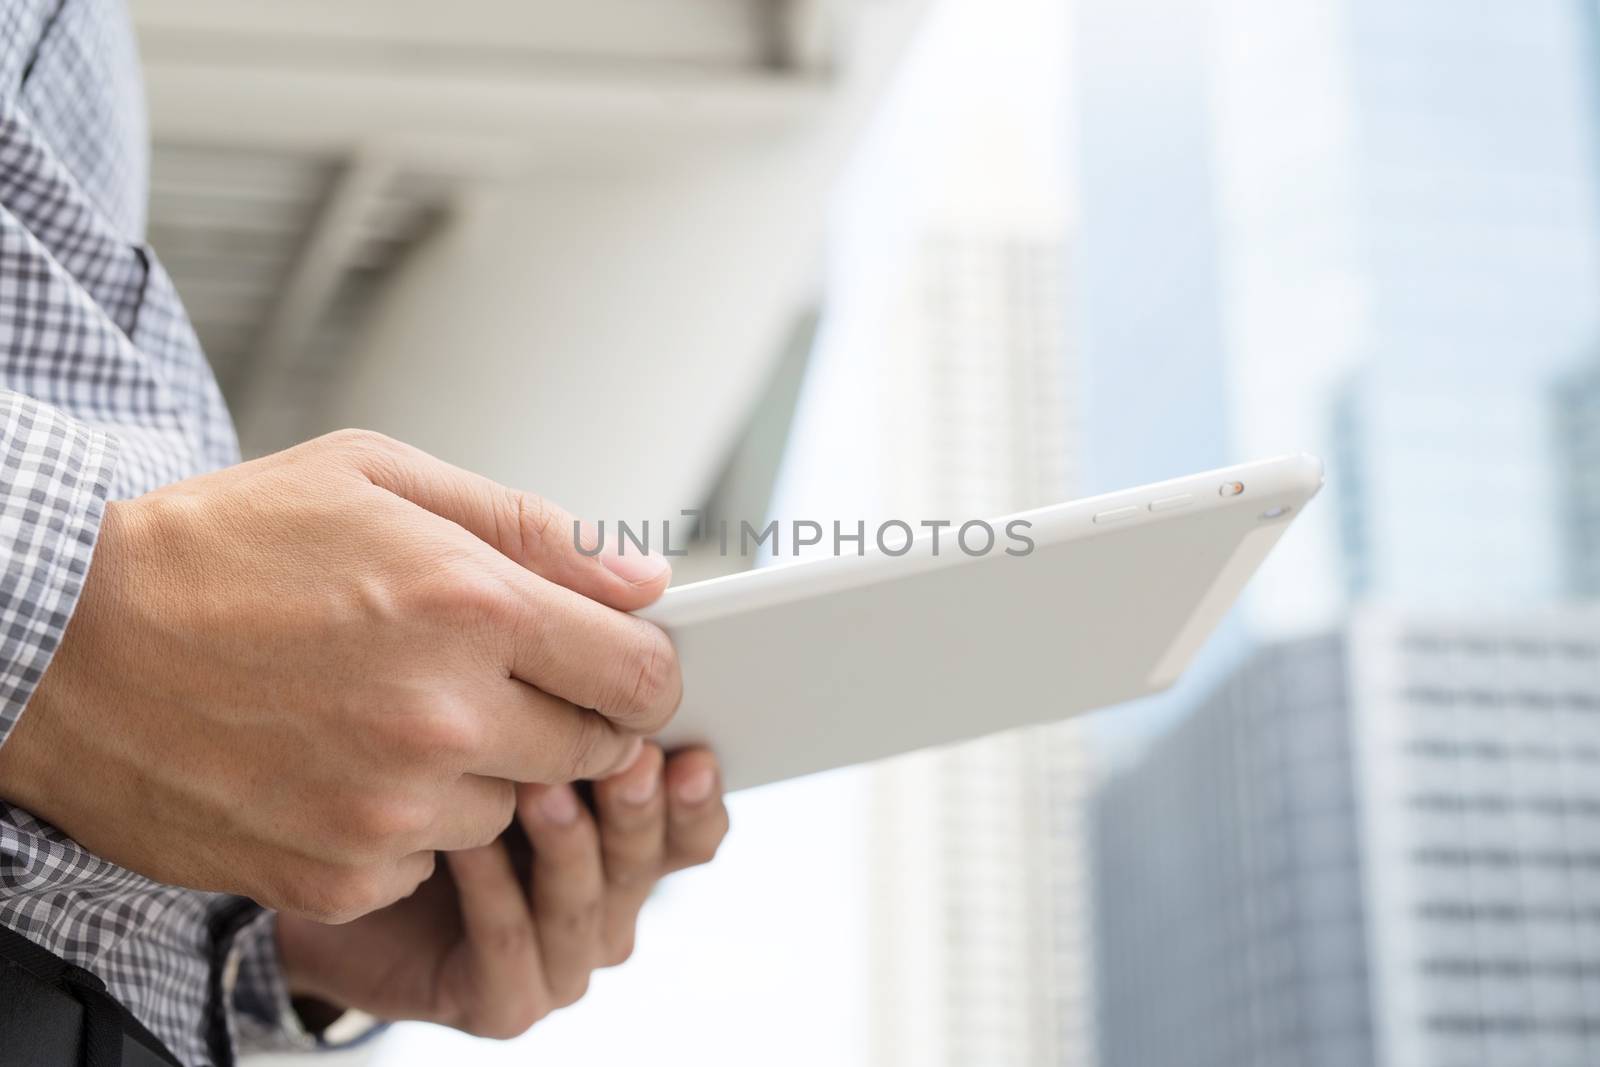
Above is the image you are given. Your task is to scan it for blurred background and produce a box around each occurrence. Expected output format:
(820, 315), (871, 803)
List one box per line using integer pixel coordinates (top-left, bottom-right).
(129, 0), (1600, 1064)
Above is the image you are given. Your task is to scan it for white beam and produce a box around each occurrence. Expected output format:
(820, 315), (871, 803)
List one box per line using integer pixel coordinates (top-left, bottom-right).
(140, 60), (827, 169)
(131, 0), (772, 68)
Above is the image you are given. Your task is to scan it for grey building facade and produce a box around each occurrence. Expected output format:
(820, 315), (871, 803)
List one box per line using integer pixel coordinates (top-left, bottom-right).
(1093, 635), (1372, 1067)
(1094, 611), (1600, 1067)
(1556, 356), (1600, 598)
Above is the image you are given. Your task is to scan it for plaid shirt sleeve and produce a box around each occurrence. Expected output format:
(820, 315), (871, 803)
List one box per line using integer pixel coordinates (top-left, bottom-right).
(0, 387), (116, 747)
(224, 910), (318, 1055)
(0, 3), (308, 1057)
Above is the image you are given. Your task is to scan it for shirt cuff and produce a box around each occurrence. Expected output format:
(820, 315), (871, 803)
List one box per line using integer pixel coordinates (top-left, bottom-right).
(0, 391), (118, 750)
(225, 909), (385, 1054)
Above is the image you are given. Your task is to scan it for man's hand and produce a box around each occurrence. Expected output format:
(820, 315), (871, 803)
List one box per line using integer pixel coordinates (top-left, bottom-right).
(275, 744), (728, 1037)
(0, 429), (681, 922)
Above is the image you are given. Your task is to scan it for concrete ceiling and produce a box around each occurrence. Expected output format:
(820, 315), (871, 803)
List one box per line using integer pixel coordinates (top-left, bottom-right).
(132, 0), (870, 453)
(131, 0), (928, 515)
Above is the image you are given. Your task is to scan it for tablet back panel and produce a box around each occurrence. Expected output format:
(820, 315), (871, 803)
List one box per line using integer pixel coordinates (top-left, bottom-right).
(640, 454), (1322, 790)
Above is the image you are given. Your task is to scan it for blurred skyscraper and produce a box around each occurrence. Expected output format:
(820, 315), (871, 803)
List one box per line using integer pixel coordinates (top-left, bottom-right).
(1095, 633), (1370, 1067)
(1208, 0), (1600, 403)
(866, 227), (1091, 1067)
(789, 2), (1101, 1065)
(1096, 611), (1600, 1067)
(1203, 0), (1600, 632)
(1086, 2), (1600, 1066)
(1555, 355), (1600, 597)
(1330, 363), (1568, 606)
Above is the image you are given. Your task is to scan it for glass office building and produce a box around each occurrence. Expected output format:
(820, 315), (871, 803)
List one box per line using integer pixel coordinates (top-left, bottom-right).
(1093, 634), (1371, 1067)
(1556, 355), (1600, 598)
(1081, 3), (1600, 1066)
(865, 226), (1090, 1067)
(1094, 610), (1600, 1067)
(1330, 362), (1568, 607)
(1210, 0), (1600, 395)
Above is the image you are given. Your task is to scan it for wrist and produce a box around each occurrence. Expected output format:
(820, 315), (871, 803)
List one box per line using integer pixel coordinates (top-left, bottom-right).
(0, 498), (132, 806)
(274, 916), (380, 1043)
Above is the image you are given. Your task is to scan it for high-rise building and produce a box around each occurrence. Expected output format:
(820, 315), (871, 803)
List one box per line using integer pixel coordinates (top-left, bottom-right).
(1210, 0), (1600, 394)
(1093, 633), (1370, 1067)
(1094, 609), (1600, 1067)
(1330, 361), (1568, 607)
(775, 2), (1099, 1064)
(1555, 355), (1600, 598)
(1202, 0), (1600, 632)
(1085, 5), (1600, 1067)
(866, 227), (1092, 1067)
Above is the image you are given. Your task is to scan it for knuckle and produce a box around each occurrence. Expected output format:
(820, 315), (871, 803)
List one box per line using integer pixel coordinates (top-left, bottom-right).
(685, 838), (722, 866)
(413, 566), (514, 631)
(606, 865), (655, 893)
(411, 849), (438, 889)
(460, 574), (518, 626)
(480, 919), (538, 961)
(348, 792), (433, 852)
(552, 971), (592, 1009)
(560, 711), (613, 779)
(337, 869), (396, 921)
(471, 781), (518, 846)
(405, 705), (484, 765)
(466, 996), (545, 1040)
(684, 811), (730, 866)
(554, 899), (603, 941)
(322, 427), (399, 460)
(603, 932), (636, 968)
(614, 624), (679, 725)
(288, 864), (388, 924)
(258, 865), (318, 917)
(512, 491), (561, 558)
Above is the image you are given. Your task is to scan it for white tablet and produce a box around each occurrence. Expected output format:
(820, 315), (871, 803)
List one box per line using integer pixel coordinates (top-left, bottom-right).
(639, 453), (1323, 791)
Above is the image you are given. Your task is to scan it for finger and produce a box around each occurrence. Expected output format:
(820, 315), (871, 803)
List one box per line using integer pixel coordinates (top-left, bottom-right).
(518, 782), (605, 1007)
(473, 678), (645, 783)
(663, 749), (729, 873)
(444, 845), (546, 1037)
(337, 430), (670, 610)
(504, 580), (682, 735)
(591, 744), (668, 966)
(423, 775), (517, 851)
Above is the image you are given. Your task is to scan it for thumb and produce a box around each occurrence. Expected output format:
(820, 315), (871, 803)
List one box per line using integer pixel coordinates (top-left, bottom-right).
(329, 430), (671, 611)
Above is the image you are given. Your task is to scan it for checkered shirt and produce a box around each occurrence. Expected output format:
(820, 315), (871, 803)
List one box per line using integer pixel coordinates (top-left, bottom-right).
(0, 1), (313, 1062)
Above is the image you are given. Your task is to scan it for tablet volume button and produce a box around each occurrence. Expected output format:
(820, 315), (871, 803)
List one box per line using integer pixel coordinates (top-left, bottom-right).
(1149, 494), (1194, 512)
(1092, 505), (1141, 525)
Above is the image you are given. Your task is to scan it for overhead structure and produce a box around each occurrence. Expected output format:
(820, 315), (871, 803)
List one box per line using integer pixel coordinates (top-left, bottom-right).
(132, 0), (928, 484)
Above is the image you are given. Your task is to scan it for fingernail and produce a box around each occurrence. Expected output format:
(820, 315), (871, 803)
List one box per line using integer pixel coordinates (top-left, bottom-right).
(539, 785), (579, 826)
(675, 767), (716, 806)
(601, 545), (670, 585)
(622, 767), (658, 806)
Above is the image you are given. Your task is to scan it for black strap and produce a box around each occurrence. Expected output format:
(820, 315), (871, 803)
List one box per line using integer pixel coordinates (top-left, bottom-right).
(203, 899), (262, 1067)
(0, 922), (182, 1067)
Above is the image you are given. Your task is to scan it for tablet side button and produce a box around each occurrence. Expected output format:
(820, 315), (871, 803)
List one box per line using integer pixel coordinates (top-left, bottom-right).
(1149, 493), (1194, 513)
(1092, 505), (1141, 525)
